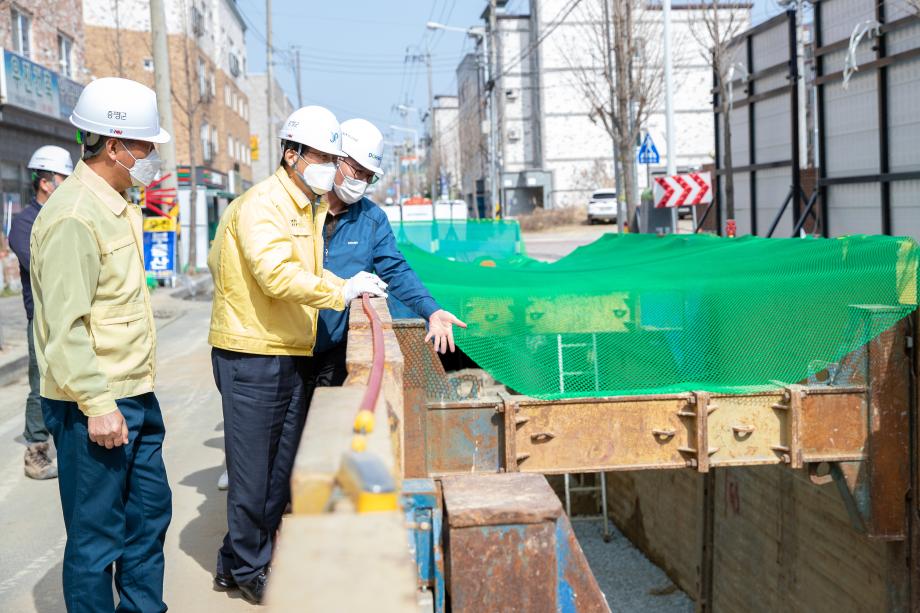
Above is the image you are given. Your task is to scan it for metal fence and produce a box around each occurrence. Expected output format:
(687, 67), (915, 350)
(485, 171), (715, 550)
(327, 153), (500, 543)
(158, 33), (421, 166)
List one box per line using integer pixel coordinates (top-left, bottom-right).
(710, 10), (804, 237)
(815, 0), (920, 240)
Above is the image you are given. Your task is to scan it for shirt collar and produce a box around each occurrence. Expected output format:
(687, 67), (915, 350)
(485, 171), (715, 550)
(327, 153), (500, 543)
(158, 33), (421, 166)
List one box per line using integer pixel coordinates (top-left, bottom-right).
(73, 160), (128, 216)
(29, 196), (42, 211)
(274, 166), (313, 210)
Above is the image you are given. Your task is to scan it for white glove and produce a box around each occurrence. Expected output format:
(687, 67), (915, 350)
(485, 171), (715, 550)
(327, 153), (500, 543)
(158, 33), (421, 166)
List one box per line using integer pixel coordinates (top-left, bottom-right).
(343, 271), (388, 304)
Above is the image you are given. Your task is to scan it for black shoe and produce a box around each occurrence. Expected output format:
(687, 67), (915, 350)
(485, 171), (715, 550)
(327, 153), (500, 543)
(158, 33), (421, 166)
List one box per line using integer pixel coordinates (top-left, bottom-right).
(239, 571), (268, 605)
(213, 571), (237, 591)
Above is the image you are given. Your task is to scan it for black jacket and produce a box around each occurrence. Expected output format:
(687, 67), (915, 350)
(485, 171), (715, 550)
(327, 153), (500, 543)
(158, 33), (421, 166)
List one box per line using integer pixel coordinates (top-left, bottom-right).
(8, 198), (41, 319)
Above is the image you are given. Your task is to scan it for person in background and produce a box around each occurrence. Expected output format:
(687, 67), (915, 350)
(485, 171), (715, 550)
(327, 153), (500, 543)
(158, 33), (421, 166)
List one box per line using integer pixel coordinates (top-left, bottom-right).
(311, 117), (466, 387)
(31, 77), (173, 612)
(207, 105), (388, 604)
(9, 145), (73, 480)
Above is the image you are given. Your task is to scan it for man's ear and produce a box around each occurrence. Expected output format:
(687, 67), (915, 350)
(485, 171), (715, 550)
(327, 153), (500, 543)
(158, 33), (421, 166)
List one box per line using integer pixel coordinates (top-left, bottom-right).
(105, 137), (120, 160)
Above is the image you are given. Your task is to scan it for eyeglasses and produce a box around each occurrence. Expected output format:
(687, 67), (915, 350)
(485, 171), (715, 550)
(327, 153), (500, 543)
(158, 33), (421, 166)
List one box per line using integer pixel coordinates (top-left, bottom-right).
(339, 158), (379, 184)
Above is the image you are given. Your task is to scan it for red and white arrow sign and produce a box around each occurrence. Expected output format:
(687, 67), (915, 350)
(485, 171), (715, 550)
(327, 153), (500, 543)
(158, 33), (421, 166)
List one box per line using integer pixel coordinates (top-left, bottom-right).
(653, 171), (713, 208)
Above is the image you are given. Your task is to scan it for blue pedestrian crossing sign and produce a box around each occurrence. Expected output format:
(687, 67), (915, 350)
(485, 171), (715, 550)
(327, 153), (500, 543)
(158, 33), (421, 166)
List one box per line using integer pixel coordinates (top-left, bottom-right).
(637, 134), (660, 165)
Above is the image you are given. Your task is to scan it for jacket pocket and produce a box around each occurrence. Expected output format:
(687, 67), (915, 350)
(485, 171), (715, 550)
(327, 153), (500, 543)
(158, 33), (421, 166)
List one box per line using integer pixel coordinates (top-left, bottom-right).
(90, 302), (150, 370)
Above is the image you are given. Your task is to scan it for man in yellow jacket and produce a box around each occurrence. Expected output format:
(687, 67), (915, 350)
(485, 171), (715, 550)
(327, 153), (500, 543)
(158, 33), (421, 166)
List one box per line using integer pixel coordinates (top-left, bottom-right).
(207, 105), (387, 604)
(31, 77), (172, 612)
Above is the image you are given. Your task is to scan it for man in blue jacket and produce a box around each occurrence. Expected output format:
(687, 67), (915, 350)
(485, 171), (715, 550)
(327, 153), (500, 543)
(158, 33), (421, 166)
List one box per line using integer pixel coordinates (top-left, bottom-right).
(310, 118), (466, 387)
(8, 145), (74, 480)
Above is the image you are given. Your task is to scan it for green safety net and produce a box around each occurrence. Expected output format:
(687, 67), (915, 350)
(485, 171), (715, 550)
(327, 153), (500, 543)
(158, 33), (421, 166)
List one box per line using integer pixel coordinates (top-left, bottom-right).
(397, 231), (919, 399)
(392, 220), (525, 263)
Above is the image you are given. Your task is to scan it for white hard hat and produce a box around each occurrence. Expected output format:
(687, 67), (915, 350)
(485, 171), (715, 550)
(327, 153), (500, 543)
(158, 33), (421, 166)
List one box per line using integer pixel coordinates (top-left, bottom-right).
(278, 105), (346, 157)
(69, 77), (170, 144)
(28, 146), (74, 176)
(340, 118), (384, 176)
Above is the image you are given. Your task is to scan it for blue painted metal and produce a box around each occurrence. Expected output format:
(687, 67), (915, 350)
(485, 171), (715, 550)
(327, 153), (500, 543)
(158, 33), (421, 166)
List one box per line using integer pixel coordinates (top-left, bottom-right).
(555, 519), (578, 613)
(401, 478), (445, 613)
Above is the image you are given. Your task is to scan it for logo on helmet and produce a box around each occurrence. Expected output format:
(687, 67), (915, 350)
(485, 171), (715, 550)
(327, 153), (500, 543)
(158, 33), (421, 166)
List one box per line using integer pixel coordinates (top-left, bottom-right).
(330, 133), (339, 143)
(369, 153), (382, 162)
(110, 129), (124, 135)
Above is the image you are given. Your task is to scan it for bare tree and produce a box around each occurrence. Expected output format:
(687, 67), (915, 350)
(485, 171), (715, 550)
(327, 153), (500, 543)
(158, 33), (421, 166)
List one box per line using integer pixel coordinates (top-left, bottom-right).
(689, 0), (747, 222)
(557, 0), (662, 228)
(171, 0), (211, 273)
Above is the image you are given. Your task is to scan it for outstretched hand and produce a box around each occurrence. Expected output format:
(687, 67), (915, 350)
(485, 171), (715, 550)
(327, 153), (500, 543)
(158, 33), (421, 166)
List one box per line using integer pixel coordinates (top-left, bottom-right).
(425, 309), (468, 354)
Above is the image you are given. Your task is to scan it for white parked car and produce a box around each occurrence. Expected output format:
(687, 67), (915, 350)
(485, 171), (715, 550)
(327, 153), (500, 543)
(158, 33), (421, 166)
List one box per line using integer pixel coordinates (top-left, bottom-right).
(587, 188), (618, 224)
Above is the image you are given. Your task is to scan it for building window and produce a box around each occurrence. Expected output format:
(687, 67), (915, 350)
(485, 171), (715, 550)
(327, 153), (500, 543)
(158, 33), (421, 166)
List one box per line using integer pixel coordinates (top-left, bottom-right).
(200, 123), (211, 161)
(229, 52), (241, 78)
(198, 58), (207, 100)
(58, 33), (74, 78)
(228, 136), (234, 160)
(143, 58), (155, 72)
(210, 72), (216, 98)
(191, 5), (204, 37)
(212, 126), (219, 155)
(11, 8), (32, 58)
(224, 84), (231, 106)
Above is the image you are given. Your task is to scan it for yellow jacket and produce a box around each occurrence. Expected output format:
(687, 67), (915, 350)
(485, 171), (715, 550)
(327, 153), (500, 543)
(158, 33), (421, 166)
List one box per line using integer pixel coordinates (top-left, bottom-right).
(208, 167), (346, 356)
(30, 160), (156, 417)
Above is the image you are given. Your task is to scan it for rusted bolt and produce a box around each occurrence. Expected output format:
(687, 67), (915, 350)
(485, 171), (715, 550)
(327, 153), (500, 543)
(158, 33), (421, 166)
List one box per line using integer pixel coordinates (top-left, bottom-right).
(731, 424), (755, 435)
(530, 432), (556, 442)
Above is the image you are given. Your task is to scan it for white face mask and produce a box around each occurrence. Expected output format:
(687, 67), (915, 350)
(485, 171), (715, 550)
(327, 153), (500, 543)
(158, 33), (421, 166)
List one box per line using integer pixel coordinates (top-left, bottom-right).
(334, 174), (368, 204)
(292, 154), (336, 195)
(118, 144), (161, 188)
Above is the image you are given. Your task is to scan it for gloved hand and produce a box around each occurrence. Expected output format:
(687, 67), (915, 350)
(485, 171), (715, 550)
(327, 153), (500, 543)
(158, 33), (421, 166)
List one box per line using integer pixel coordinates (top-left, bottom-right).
(344, 271), (388, 304)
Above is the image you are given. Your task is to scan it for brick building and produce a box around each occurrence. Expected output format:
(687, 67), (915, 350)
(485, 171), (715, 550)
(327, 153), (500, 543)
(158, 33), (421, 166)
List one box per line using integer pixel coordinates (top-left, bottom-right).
(0, 0), (86, 235)
(83, 0), (253, 192)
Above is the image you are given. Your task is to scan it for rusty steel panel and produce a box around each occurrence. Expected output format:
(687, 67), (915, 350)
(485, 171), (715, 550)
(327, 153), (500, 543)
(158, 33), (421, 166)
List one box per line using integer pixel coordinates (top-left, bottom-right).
(798, 389), (868, 463)
(447, 522), (557, 613)
(866, 318), (912, 540)
(425, 402), (503, 475)
(442, 474), (561, 613)
(707, 393), (788, 467)
(512, 396), (693, 473)
(555, 514), (612, 613)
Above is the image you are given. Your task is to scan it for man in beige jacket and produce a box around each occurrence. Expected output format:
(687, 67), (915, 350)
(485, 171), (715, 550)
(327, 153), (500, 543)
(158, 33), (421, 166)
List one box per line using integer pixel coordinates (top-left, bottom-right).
(208, 105), (386, 604)
(31, 77), (172, 613)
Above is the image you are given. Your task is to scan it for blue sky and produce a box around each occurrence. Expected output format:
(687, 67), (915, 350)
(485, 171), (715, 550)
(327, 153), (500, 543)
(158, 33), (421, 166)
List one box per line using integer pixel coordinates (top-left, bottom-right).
(237, 0), (782, 142)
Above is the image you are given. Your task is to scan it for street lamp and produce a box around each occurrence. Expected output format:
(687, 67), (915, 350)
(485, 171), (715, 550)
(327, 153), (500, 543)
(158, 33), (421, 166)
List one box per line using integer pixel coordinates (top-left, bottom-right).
(390, 125), (420, 199)
(427, 21), (497, 218)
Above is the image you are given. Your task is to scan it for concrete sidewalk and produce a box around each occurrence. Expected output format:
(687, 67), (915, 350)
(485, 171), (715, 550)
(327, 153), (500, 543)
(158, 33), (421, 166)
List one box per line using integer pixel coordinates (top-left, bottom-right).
(0, 294), (28, 387)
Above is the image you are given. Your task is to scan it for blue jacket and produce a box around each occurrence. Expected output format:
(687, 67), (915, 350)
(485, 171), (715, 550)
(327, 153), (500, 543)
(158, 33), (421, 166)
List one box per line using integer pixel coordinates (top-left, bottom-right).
(8, 198), (40, 319)
(314, 197), (440, 354)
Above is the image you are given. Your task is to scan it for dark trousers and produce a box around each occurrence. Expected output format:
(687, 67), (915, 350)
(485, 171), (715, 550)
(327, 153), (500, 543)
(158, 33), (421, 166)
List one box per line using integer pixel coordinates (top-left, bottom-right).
(42, 393), (172, 613)
(24, 320), (48, 443)
(211, 348), (312, 585)
(304, 342), (348, 408)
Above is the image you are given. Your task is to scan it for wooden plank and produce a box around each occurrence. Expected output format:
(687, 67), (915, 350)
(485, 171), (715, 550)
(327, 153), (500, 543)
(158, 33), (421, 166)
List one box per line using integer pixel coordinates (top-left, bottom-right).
(266, 513), (418, 612)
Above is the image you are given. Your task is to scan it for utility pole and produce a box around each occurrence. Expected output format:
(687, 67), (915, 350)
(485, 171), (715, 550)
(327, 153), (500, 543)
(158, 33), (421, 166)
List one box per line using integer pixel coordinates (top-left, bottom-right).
(266, 0), (274, 170)
(663, 0), (678, 231)
(291, 45), (303, 107)
(603, 0), (625, 233)
(149, 0), (178, 201)
(487, 0), (499, 217)
(407, 51), (437, 201)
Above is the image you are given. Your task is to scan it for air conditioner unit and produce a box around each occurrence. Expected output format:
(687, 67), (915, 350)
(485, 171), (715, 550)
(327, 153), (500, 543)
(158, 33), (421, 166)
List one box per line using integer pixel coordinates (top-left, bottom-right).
(507, 128), (521, 141)
(505, 88), (517, 100)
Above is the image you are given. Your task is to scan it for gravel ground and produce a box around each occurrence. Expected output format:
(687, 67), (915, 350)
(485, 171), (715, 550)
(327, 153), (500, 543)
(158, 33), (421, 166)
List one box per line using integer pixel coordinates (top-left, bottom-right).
(574, 520), (694, 613)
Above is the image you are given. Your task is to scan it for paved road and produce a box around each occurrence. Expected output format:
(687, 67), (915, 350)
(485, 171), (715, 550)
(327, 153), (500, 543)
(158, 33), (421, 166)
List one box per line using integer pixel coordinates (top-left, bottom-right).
(0, 292), (257, 612)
